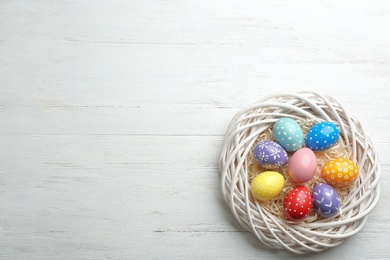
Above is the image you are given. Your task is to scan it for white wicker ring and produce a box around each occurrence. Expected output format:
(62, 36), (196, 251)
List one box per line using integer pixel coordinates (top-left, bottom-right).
(219, 91), (380, 254)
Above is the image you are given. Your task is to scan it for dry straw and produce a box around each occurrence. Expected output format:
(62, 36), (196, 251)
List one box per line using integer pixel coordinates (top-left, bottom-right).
(219, 91), (380, 254)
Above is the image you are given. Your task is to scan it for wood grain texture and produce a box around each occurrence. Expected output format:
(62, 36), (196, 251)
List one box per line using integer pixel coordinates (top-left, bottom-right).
(0, 0), (389, 259)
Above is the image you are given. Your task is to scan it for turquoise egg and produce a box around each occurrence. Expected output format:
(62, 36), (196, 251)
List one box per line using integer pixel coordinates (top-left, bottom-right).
(272, 118), (304, 152)
(305, 122), (339, 151)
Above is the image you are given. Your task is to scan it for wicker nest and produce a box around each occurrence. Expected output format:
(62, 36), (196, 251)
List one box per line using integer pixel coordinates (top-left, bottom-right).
(219, 91), (380, 254)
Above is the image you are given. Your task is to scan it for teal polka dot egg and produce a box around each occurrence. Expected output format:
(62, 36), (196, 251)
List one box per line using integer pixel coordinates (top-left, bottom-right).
(305, 121), (339, 151)
(272, 118), (304, 152)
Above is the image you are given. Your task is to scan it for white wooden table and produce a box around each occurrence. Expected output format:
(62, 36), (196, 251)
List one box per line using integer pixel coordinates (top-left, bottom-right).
(1, 1), (389, 259)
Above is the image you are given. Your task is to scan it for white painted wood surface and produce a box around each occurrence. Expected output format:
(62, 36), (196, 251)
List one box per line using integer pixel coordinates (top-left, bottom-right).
(0, 0), (389, 259)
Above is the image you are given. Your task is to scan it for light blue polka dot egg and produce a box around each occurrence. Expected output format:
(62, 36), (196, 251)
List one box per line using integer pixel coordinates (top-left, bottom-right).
(305, 121), (339, 151)
(272, 118), (304, 152)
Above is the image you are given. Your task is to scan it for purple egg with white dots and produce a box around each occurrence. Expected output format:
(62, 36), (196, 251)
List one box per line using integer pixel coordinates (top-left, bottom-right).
(253, 140), (288, 168)
(305, 122), (339, 151)
(312, 183), (341, 218)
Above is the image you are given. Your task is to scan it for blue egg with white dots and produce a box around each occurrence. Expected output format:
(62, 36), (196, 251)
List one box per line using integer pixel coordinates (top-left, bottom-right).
(305, 122), (339, 151)
(272, 118), (304, 152)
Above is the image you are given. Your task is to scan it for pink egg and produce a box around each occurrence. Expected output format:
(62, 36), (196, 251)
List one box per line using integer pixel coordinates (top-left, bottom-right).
(288, 148), (317, 183)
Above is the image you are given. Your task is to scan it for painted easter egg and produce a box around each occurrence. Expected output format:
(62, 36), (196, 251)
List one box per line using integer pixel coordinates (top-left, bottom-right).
(321, 158), (359, 187)
(250, 171), (284, 201)
(288, 148), (317, 183)
(312, 183), (341, 218)
(305, 122), (340, 151)
(253, 140), (288, 168)
(273, 118), (304, 152)
(283, 186), (312, 221)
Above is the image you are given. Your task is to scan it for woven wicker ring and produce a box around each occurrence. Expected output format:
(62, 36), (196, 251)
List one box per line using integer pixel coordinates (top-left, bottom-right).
(219, 91), (380, 254)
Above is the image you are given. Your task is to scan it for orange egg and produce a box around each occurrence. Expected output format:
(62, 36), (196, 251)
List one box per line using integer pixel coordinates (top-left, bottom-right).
(321, 158), (359, 187)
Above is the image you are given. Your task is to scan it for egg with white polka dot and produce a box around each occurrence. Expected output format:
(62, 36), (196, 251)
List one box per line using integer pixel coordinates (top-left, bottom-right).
(305, 122), (339, 151)
(250, 171), (284, 201)
(321, 158), (359, 187)
(283, 186), (313, 221)
(272, 118), (304, 152)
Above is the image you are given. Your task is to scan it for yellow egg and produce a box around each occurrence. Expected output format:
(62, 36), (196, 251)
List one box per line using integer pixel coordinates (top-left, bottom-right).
(250, 171), (284, 200)
(321, 158), (359, 187)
